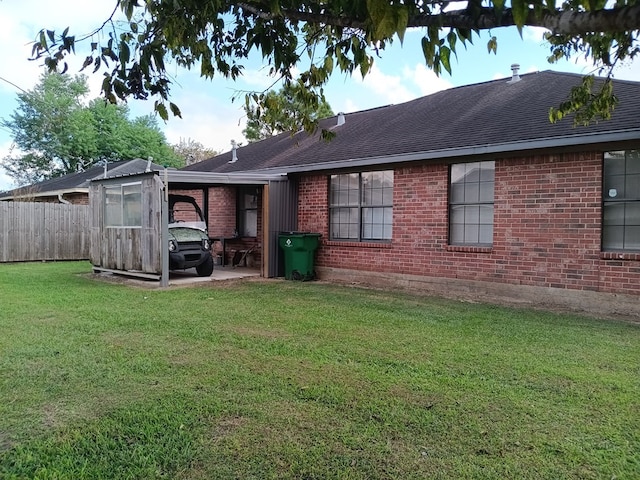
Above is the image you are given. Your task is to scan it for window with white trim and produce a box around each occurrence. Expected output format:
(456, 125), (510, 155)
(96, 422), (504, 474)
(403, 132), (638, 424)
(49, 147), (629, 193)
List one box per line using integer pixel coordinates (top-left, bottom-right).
(449, 161), (494, 246)
(329, 171), (393, 241)
(104, 182), (142, 227)
(603, 151), (640, 251)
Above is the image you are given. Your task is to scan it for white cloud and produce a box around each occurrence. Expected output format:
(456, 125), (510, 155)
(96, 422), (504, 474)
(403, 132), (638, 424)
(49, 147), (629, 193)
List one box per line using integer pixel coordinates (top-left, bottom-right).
(159, 88), (247, 152)
(238, 67), (281, 90)
(405, 63), (452, 96)
(0, 0), (121, 95)
(330, 62), (451, 115)
(614, 59), (640, 81)
(523, 27), (549, 44)
(340, 99), (361, 114)
(0, 171), (14, 192)
(356, 63), (416, 105)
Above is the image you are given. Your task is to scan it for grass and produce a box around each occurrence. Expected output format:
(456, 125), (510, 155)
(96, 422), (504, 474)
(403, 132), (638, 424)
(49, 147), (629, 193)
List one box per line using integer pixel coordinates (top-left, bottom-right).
(0, 261), (638, 479)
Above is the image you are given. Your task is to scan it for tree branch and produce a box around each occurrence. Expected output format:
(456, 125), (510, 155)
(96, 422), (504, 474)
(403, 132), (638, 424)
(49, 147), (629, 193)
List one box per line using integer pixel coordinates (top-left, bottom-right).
(238, 4), (640, 36)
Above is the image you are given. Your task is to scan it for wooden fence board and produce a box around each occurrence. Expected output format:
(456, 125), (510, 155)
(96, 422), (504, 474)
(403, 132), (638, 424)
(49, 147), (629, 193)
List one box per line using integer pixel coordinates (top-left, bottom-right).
(0, 202), (90, 262)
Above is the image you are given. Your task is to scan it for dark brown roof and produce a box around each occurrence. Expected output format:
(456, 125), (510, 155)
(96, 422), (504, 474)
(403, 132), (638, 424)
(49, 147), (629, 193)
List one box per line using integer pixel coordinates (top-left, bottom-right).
(184, 70), (640, 174)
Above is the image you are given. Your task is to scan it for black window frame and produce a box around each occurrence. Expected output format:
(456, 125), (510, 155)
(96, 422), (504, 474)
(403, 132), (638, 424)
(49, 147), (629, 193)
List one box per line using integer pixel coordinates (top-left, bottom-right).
(329, 170), (393, 242)
(602, 150), (640, 252)
(448, 161), (495, 247)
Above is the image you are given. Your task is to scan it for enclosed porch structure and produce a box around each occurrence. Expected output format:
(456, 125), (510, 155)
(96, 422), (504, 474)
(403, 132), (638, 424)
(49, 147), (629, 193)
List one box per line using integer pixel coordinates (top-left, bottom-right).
(89, 169), (295, 286)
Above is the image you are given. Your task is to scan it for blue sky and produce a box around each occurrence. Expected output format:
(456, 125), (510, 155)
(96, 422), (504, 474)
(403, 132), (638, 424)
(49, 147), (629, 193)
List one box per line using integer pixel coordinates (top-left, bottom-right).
(1, 0), (639, 191)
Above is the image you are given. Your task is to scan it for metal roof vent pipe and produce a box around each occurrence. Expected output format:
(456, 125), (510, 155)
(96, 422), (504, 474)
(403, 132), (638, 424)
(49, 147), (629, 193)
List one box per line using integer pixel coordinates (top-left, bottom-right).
(336, 112), (345, 127)
(229, 139), (238, 163)
(507, 63), (521, 84)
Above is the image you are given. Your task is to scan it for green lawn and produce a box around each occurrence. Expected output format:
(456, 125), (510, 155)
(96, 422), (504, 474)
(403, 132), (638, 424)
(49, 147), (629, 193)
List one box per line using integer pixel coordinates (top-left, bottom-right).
(0, 262), (638, 479)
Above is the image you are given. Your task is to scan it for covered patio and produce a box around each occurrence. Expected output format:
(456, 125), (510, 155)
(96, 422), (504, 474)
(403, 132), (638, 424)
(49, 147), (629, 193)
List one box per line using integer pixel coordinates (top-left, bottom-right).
(89, 169), (298, 286)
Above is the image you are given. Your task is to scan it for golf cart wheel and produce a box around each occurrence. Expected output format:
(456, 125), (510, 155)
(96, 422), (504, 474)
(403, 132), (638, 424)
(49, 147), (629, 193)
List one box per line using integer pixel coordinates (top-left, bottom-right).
(196, 255), (214, 277)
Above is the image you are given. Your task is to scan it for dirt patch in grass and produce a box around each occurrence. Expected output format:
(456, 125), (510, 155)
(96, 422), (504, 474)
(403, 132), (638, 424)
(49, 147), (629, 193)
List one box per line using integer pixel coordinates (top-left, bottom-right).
(209, 416), (246, 439)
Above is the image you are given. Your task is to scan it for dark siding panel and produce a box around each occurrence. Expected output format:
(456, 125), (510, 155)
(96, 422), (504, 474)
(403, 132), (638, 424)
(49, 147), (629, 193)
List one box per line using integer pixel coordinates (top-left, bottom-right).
(267, 179), (298, 277)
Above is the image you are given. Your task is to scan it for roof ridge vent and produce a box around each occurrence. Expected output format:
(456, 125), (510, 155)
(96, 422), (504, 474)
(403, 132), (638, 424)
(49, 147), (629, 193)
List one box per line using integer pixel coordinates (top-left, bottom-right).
(507, 63), (521, 84)
(336, 112), (345, 127)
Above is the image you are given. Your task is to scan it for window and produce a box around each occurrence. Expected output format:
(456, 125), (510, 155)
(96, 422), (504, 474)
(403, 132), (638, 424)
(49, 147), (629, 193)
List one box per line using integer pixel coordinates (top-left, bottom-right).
(603, 151), (640, 251)
(238, 187), (258, 237)
(449, 161), (494, 246)
(104, 182), (142, 227)
(330, 171), (393, 241)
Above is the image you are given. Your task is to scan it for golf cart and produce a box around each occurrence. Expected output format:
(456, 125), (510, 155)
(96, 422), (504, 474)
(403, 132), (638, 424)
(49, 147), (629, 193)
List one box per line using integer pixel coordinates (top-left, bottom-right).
(168, 194), (214, 276)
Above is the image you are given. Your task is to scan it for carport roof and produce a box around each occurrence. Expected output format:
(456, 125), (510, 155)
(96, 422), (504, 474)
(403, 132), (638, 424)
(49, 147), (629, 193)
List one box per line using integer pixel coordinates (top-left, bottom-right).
(90, 168), (287, 186)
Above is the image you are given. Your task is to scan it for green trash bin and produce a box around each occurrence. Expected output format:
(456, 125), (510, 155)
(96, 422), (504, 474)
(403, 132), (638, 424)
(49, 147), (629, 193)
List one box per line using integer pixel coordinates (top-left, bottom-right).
(278, 232), (321, 280)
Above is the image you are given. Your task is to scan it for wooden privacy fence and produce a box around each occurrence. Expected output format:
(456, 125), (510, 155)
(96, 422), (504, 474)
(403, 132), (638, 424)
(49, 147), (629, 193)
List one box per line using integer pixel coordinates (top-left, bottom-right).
(0, 202), (90, 262)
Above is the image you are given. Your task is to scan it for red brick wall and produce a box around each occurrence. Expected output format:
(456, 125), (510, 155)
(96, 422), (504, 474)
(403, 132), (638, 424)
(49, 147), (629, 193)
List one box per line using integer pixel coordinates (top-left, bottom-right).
(169, 188), (204, 223)
(63, 193), (89, 205)
(9, 193), (89, 205)
(169, 186), (263, 266)
(297, 152), (640, 296)
(205, 187), (236, 238)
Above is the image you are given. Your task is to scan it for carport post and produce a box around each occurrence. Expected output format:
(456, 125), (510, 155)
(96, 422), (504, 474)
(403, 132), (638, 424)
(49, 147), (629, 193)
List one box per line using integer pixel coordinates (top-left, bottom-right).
(161, 168), (169, 287)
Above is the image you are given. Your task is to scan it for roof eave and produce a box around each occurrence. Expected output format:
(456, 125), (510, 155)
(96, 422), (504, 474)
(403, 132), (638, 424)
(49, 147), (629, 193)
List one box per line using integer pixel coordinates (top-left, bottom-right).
(0, 187), (89, 201)
(250, 129), (640, 175)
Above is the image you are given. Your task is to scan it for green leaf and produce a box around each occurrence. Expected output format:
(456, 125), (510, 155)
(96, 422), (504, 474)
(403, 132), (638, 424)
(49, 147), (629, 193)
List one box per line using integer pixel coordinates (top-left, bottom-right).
(396, 6), (409, 44)
(169, 102), (182, 118)
(511, 0), (528, 33)
(120, 42), (130, 65)
(440, 46), (452, 75)
(487, 36), (498, 54)
(31, 42), (41, 57)
(155, 102), (169, 121)
(269, 0), (281, 15)
(447, 31), (457, 53)
(80, 56), (93, 71)
(421, 36), (435, 67)
(324, 56), (334, 76)
(39, 31), (49, 50)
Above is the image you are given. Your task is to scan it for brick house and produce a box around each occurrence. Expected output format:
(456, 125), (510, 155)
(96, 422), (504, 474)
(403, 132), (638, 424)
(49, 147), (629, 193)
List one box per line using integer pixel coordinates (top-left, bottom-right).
(184, 70), (640, 315)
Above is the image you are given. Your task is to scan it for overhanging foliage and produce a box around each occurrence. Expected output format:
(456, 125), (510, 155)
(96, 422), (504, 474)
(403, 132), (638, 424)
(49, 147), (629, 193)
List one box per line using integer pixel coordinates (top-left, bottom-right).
(30, 0), (640, 133)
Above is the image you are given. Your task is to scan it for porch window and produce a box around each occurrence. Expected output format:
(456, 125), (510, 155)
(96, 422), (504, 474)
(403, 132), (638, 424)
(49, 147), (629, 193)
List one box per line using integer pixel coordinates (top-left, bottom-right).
(329, 171), (393, 241)
(603, 151), (640, 251)
(449, 161), (494, 246)
(104, 182), (142, 227)
(238, 187), (258, 237)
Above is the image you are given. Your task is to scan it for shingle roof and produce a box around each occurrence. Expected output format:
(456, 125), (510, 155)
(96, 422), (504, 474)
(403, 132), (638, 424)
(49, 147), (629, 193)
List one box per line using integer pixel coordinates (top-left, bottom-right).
(184, 70), (640, 174)
(1, 159), (166, 198)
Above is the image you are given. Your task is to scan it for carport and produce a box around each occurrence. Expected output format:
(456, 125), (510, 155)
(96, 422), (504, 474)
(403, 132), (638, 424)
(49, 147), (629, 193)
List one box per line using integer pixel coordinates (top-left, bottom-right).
(89, 169), (297, 286)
